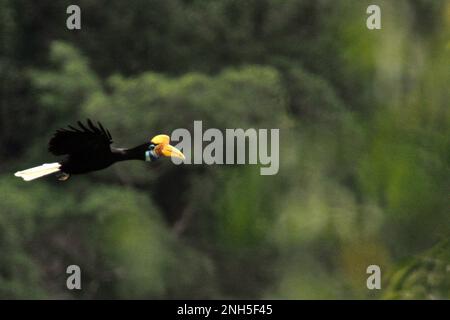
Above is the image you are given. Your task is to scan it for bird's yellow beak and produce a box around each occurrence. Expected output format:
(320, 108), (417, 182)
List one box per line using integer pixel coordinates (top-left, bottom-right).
(151, 134), (185, 160)
(160, 144), (185, 160)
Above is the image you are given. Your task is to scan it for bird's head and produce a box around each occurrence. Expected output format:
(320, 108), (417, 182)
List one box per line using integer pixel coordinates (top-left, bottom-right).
(145, 134), (185, 162)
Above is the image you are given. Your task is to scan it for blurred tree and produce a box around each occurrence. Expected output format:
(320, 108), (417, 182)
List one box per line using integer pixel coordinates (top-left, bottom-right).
(1, 0), (448, 299)
(384, 239), (450, 299)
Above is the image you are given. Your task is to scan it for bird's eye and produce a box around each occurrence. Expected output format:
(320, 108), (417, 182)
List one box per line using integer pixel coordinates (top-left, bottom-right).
(149, 144), (155, 150)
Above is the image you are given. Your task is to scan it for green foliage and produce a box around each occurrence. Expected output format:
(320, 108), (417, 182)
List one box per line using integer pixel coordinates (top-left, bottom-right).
(214, 167), (275, 249)
(0, 177), (49, 298)
(1, 0), (448, 299)
(384, 239), (450, 299)
(28, 41), (101, 128)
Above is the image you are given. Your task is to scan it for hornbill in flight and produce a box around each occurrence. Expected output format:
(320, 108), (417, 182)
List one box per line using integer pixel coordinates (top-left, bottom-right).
(15, 119), (185, 181)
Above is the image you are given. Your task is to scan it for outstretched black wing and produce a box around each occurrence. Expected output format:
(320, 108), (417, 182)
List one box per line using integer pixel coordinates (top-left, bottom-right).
(48, 119), (113, 156)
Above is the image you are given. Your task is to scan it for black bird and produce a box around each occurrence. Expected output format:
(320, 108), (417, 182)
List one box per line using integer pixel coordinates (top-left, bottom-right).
(15, 119), (185, 181)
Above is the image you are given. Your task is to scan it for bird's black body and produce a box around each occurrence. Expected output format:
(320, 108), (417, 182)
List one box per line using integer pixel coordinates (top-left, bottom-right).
(14, 119), (183, 182)
(49, 120), (152, 175)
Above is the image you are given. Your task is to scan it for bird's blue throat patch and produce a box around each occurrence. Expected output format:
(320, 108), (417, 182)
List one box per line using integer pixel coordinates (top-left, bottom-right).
(145, 150), (158, 162)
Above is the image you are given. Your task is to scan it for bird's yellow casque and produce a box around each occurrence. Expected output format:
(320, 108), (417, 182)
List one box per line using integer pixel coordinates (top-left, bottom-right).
(151, 134), (170, 145)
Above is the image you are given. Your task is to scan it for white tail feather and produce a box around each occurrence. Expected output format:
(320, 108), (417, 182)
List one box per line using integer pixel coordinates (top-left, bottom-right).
(14, 163), (61, 181)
